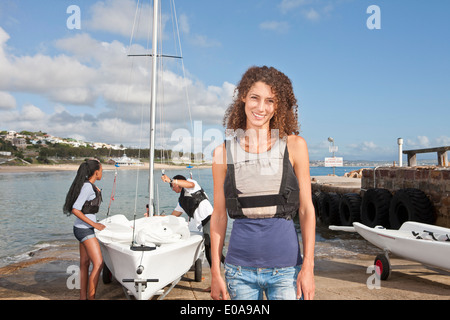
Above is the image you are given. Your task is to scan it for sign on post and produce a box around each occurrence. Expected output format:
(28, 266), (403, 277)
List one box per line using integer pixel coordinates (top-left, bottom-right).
(325, 157), (343, 167)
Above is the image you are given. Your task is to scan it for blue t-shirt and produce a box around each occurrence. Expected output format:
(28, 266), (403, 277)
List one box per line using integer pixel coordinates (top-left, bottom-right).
(226, 218), (302, 268)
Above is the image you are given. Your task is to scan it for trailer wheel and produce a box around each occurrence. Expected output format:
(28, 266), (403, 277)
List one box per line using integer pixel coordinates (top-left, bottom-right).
(361, 188), (392, 228)
(389, 188), (435, 229)
(319, 192), (340, 226)
(102, 263), (112, 284)
(194, 258), (202, 282)
(374, 254), (390, 281)
(339, 193), (362, 226)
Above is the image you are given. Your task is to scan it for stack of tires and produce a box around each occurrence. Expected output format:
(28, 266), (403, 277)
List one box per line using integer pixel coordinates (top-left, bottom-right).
(313, 188), (435, 229)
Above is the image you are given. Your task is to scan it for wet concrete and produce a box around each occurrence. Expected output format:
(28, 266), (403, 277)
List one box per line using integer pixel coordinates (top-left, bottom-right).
(1, 233), (449, 300)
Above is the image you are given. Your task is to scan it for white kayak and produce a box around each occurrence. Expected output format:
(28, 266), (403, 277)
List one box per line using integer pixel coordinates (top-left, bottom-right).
(353, 222), (450, 279)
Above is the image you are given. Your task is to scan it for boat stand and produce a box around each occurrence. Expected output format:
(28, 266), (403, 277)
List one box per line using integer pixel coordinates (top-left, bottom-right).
(156, 277), (181, 300)
(121, 276), (181, 300)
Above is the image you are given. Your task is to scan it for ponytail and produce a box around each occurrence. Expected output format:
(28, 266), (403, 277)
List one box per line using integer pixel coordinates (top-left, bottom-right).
(63, 159), (101, 216)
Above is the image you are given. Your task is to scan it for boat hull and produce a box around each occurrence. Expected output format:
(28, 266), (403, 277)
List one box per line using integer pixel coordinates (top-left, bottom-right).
(353, 222), (450, 271)
(96, 215), (204, 300)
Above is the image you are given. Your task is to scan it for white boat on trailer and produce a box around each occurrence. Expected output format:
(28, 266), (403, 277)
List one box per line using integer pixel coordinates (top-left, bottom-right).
(95, 0), (204, 300)
(330, 222), (450, 280)
(96, 215), (203, 300)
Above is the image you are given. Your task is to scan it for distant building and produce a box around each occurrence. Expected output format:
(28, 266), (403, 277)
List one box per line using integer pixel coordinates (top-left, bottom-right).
(12, 137), (27, 149)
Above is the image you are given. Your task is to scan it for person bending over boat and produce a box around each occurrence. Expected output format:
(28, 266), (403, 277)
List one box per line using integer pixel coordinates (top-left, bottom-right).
(210, 66), (316, 300)
(63, 159), (105, 300)
(161, 174), (216, 268)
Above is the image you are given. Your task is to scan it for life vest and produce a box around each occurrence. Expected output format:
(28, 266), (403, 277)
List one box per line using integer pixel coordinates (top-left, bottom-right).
(224, 136), (300, 220)
(81, 182), (102, 215)
(178, 187), (208, 219)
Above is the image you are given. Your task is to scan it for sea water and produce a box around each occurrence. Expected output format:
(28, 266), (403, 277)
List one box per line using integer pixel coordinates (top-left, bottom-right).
(0, 166), (367, 268)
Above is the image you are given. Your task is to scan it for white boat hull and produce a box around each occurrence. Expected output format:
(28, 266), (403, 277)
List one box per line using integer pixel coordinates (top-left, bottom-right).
(353, 222), (450, 271)
(96, 215), (204, 300)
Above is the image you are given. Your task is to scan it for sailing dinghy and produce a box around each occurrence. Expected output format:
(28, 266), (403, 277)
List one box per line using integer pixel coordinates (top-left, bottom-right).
(330, 222), (450, 280)
(95, 0), (204, 300)
(96, 215), (203, 300)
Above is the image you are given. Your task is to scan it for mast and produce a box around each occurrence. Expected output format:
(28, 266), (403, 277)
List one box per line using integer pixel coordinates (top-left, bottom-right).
(148, 0), (159, 216)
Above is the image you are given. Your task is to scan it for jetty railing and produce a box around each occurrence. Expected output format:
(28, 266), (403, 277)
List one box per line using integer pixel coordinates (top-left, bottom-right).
(403, 146), (450, 167)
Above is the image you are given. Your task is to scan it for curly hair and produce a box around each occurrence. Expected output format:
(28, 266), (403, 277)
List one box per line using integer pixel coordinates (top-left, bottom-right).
(223, 66), (299, 137)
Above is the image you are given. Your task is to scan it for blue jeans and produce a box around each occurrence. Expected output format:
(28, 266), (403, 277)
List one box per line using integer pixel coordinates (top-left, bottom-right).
(224, 263), (302, 300)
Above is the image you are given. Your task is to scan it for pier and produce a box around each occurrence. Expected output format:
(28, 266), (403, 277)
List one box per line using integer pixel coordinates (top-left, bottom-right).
(311, 146), (450, 228)
(0, 237), (449, 300)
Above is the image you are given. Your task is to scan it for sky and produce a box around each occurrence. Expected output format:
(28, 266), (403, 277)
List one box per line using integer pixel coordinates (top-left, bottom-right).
(0, 0), (449, 161)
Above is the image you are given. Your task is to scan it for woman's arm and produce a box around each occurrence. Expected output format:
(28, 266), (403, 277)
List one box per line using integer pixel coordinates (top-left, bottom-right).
(210, 143), (229, 300)
(288, 135), (316, 300)
(72, 208), (105, 230)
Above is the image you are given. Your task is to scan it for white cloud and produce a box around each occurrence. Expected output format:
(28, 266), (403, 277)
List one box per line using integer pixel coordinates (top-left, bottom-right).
(406, 135), (450, 149)
(435, 135), (450, 146)
(346, 141), (381, 154)
(0, 24), (231, 147)
(85, 0), (153, 39)
(279, 0), (313, 14)
(176, 13), (221, 48)
(0, 91), (16, 109)
(21, 104), (46, 121)
(279, 0), (335, 21)
(0, 31), (98, 105)
(305, 8), (320, 21)
(259, 21), (290, 33)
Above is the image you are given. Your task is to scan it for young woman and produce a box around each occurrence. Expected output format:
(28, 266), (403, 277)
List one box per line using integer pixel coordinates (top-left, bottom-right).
(210, 66), (315, 300)
(63, 159), (105, 300)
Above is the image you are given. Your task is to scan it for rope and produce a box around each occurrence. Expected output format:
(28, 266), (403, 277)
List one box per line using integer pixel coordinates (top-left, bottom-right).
(106, 164), (119, 218)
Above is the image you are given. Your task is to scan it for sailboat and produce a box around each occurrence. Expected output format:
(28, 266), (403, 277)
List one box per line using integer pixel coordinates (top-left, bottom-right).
(95, 0), (204, 300)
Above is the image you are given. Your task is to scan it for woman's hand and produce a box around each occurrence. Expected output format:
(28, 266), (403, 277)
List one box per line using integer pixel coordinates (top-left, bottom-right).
(94, 222), (106, 231)
(297, 263), (315, 300)
(210, 273), (229, 300)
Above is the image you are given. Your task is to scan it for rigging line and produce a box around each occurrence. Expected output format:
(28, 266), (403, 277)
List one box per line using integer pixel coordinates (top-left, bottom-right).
(133, 0), (154, 218)
(106, 0), (142, 206)
(128, 0), (141, 53)
(172, 0), (194, 134)
(158, 0), (166, 171)
(107, 0), (141, 161)
(172, 0), (202, 183)
(172, 1), (203, 183)
(106, 165), (118, 218)
(129, 0), (146, 245)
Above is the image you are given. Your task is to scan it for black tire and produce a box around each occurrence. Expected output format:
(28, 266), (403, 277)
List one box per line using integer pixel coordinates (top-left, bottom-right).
(374, 254), (390, 281)
(361, 188), (392, 228)
(194, 258), (202, 282)
(339, 193), (362, 226)
(389, 188), (435, 229)
(312, 191), (323, 222)
(319, 193), (340, 226)
(102, 263), (112, 284)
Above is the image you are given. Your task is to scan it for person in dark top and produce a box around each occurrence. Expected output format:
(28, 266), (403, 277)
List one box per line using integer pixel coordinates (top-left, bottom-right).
(63, 159), (105, 300)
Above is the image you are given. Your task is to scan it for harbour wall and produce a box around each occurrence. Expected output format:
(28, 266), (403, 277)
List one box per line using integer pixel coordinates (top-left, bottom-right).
(361, 166), (450, 228)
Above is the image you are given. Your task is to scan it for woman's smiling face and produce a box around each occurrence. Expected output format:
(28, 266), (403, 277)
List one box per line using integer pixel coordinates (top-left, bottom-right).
(243, 81), (276, 131)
